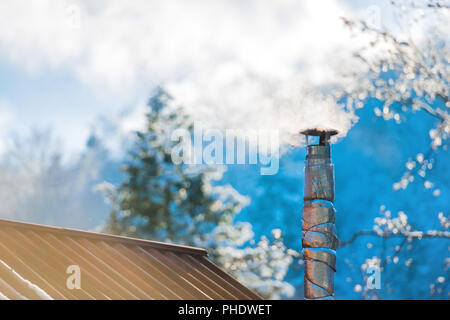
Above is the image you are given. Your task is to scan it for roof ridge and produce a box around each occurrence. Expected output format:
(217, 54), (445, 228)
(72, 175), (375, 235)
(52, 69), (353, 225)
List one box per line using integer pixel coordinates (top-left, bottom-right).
(0, 218), (208, 256)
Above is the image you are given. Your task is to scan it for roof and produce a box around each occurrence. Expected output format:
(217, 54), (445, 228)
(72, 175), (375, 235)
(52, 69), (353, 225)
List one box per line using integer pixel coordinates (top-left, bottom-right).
(0, 218), (261, 300)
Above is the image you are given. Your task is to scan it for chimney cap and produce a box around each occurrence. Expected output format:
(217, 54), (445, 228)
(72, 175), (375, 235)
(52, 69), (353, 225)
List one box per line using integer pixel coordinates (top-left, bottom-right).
(300, 128), (339, 136)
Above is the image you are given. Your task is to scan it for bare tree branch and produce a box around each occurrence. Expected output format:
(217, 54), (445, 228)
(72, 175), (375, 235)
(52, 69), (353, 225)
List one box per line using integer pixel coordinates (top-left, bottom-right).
(339, 230), (450, 248)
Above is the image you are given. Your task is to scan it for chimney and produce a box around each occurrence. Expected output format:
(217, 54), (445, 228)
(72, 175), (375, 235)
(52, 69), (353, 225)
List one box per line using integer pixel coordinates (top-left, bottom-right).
(300, 128), (338, 300)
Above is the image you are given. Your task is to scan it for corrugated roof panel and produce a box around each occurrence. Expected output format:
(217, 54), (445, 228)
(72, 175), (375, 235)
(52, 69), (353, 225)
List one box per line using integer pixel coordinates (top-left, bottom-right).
(0, 219), (261, 300)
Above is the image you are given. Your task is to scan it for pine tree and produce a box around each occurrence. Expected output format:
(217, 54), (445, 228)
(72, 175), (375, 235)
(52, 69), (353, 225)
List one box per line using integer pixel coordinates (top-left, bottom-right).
(101, 88), (297, 299)
(104, 88), (243, 243)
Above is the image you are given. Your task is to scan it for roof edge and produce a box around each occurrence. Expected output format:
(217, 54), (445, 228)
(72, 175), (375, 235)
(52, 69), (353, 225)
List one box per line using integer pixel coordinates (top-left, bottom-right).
(0, 219), (208, 256)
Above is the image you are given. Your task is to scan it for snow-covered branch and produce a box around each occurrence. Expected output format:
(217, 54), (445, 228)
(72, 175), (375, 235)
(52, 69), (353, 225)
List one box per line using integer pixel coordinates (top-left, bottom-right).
(340, 229), (450, 248)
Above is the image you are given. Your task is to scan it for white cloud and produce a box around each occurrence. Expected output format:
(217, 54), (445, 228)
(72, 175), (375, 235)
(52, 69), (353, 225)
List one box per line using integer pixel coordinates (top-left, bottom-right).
(0, 0), (368, 147)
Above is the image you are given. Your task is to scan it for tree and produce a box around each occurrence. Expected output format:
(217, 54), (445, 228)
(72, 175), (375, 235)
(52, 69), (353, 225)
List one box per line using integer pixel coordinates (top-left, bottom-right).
(336, 0), (449, 299)
(100, 88), (297, 299)
(102, 88), (243, 242)
(0, 128), (111, 229)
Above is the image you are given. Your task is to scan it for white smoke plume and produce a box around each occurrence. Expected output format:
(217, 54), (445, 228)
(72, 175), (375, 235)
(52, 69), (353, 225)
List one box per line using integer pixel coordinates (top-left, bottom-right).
(0, 0), (366, 147)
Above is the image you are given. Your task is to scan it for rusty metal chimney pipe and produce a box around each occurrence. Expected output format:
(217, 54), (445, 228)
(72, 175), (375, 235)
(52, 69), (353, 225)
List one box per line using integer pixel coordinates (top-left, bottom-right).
(300, 128), (338, 300)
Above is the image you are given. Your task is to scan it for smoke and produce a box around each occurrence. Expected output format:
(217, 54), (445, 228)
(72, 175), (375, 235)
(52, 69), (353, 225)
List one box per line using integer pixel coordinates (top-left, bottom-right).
(0, 0), (364, 148)
(169, 76), (358, 148)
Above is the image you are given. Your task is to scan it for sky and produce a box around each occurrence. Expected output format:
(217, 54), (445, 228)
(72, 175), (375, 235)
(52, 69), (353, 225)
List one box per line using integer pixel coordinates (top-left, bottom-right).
(0, 0), (399, 155)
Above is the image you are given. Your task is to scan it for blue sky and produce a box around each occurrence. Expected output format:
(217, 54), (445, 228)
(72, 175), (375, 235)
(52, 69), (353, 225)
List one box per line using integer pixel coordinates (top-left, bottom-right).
(0, 0), (398, 154)
(0, 51), (138, 153)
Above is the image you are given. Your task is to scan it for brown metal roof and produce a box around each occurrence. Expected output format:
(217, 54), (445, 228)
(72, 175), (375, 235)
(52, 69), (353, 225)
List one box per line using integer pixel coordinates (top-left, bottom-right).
(0, 219), (261, 300)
